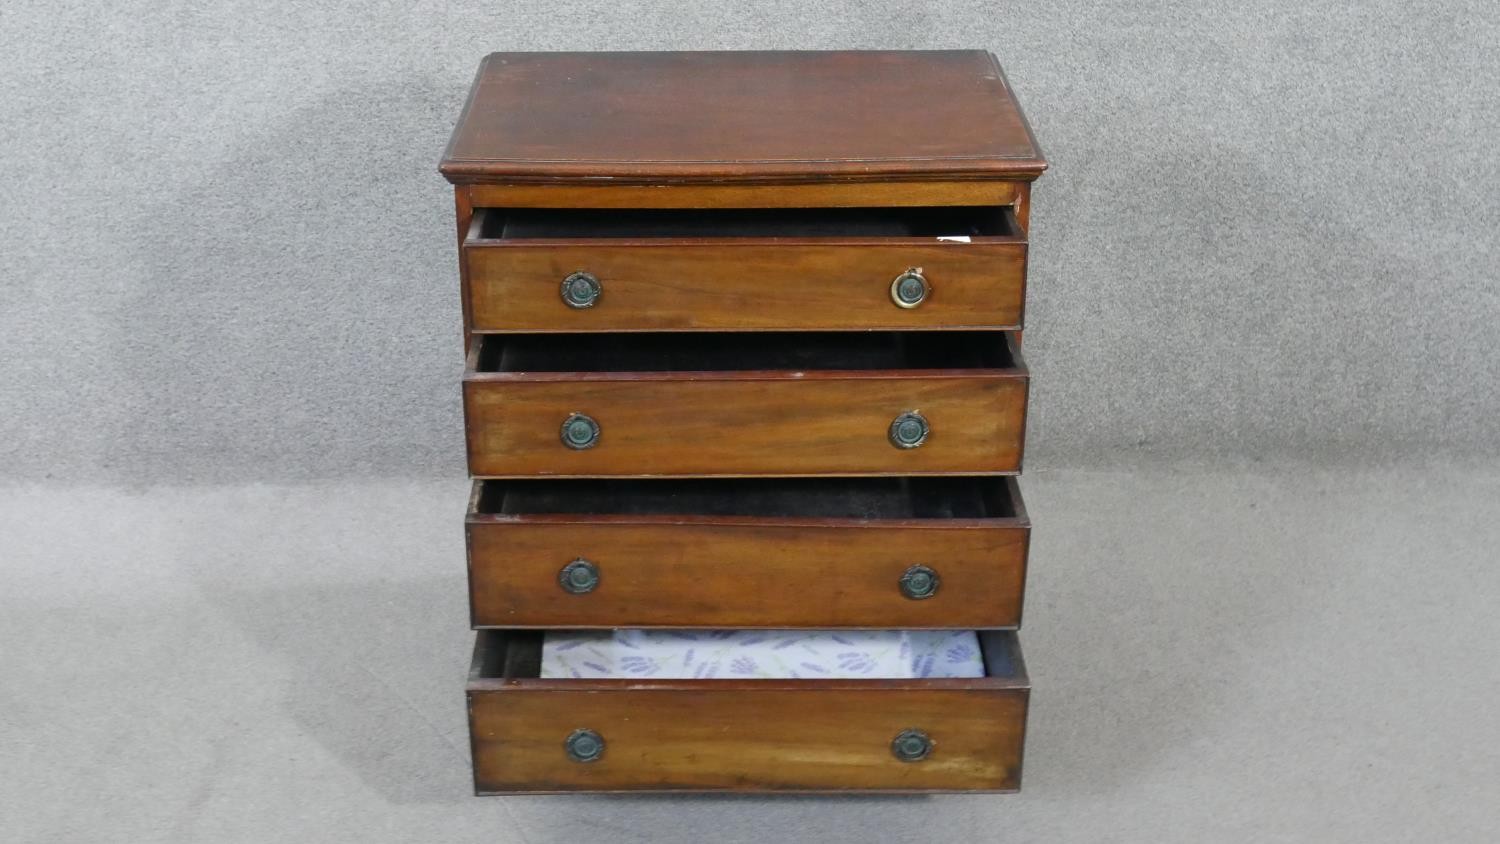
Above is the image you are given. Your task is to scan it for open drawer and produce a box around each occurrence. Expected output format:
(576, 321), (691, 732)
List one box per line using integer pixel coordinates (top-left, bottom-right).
(462, 331), (1029, 477)
(467, 476), (1029, 628)
(462, 205), (1027, 332)
(467, 629), (1030, 793)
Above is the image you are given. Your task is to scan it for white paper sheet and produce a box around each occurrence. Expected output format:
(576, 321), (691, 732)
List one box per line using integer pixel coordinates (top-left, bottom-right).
(540, 629), (985, 679)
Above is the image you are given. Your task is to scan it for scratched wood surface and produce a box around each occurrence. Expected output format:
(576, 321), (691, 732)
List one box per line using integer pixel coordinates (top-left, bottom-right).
(463, 211), (1028, 333)
(467, 630), (1029, 793)
(464, 373), (1027, 477)
(443, 49), (1047, 795)
(440, 51), (1046, 185)
(467, 477), (1030, 628)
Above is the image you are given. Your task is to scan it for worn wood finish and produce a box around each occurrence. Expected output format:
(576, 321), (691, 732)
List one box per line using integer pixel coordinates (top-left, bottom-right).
(463, 333), (1028, 477)
(464, 219), (1027, 334)
(441, 51), (1045, 185)
(454, 189), (475, 350)
(467, 630), (1029, 793)
(443, 49), (1049, 795)
(463, 181), (1025, 210)
(465, 377), (1027, 477)
(467, 477), (1030, 628)
(1012, 182), (1033, 233)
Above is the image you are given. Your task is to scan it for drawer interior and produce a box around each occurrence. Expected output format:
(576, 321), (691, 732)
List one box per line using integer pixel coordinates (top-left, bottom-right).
(473, 331), (1017, 373)
(474, 476), (1021, 520)
(473, 628), (1026, 684)
(475, 205), (1021, 240)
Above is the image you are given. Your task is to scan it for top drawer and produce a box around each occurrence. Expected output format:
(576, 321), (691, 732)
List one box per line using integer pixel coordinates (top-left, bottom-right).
(462, 205), (1028, 332)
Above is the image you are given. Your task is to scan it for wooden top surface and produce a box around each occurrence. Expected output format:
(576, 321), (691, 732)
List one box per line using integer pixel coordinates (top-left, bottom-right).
(440, 51), (1045, 185)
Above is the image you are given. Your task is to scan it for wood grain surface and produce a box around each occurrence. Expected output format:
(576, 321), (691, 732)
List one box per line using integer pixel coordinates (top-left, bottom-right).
(463, 180), (1026, 210)
(445, 49), (1046, 796)
(464, 227), (1027, 333)
(467, 630), (1029, 793)
(464, 372), (1028, 477)
(467, 477), (1030, 628)
(441, 51), (1046, 184)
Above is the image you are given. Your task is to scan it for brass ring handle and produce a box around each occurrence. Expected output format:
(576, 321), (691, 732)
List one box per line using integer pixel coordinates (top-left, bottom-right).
(899, 565), (940, 600)
(888, 411), (930, 449)
(890, 269), (929, 308)
(558, 558), (600, 594)
(565, 729), (605, 762)
(891, 729), (933, 762)
(561, 271), (602, 308)
(560, 413), (600, 450)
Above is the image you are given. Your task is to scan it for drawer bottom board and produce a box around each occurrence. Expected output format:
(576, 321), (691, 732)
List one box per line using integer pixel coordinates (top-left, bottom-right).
(467, 629), (1029, 793)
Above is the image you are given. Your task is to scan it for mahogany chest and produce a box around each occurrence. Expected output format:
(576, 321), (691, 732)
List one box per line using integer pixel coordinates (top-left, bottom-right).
(440, 50), (1046, 793)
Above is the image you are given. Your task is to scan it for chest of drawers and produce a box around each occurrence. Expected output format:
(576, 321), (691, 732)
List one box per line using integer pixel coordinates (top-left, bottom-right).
(441, 50), (1046, 794)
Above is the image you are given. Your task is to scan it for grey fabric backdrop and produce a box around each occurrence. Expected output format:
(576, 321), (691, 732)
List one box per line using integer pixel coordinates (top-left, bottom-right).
(5, 5), (1500, 842)
(3, 0), (1496, 483)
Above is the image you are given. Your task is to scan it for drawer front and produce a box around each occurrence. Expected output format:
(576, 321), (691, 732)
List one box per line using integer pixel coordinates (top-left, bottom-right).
(469, 521), (1028, 628)
(466, 241), (1027, 332)
(468, 630), (1029, 793)
(471, 687), (1026, 793)
(464, 376), (1027, 477)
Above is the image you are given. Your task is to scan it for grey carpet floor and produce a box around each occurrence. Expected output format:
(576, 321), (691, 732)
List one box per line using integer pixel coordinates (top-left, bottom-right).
(4, 461), (1497, 842)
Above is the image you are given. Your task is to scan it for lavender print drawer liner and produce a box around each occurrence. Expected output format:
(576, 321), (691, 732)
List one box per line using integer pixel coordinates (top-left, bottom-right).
(540, 629), (986, 680)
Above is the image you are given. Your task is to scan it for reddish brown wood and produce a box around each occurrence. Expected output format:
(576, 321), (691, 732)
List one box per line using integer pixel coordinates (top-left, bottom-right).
(441, 49), (1049, 796)
(462, 334), (1029, 478)
(465, 180), (1026, 210)
(463, 210), (1027, 333)
(454, 187), (475, 351)
(1013, 182), (1033, 233)
(467, 630), (1029, 793)
(467, 477), (1030, 628)
(440, 51), (1046, 185)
